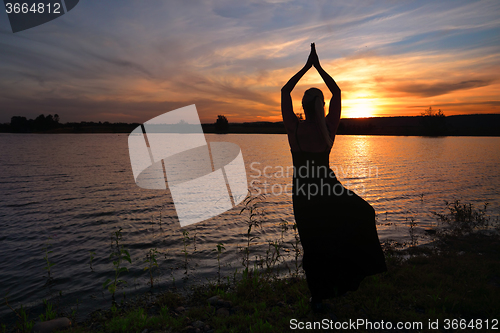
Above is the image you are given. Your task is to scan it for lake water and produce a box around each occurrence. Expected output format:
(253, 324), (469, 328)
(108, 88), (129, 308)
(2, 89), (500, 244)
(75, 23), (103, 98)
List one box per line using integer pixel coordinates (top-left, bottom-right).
(1, 133), (499, 323)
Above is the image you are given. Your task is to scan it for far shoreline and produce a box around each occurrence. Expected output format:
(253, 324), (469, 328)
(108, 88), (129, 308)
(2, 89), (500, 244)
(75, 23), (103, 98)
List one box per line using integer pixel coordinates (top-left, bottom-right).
(1, 114), (499, 136)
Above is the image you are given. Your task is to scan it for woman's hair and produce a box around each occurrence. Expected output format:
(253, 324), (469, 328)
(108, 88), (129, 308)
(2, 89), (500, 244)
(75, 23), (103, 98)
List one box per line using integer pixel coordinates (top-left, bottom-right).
(301, 87), (333, 148)
(302, 88), (324, 119)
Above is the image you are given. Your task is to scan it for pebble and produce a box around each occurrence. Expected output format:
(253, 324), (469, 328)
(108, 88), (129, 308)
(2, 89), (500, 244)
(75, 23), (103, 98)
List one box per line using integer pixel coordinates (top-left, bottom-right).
(192, 320), (204, 328)
(216, 308), (229, 317)
(31, 317), (71, 333)
(207, 296), (220, 305)
(181, 326), (196, 333)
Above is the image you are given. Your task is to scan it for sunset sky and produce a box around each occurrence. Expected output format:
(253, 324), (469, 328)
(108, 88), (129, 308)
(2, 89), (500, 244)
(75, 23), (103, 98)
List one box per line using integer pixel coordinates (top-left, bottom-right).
(0, 0), (499, 123)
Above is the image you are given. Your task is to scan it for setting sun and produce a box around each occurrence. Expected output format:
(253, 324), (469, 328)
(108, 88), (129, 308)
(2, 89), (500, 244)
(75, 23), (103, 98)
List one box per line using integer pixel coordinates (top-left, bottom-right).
(343, 98), (377, 118)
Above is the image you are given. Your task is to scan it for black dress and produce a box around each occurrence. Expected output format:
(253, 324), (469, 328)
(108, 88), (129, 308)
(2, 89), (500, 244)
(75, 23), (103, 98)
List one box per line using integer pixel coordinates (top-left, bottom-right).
(291, 144), (387, 299)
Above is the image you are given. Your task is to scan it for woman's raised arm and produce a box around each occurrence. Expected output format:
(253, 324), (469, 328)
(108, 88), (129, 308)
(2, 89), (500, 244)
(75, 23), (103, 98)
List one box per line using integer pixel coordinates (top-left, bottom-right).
(281, 45), (315, 131)
(312, 44), (341, 138)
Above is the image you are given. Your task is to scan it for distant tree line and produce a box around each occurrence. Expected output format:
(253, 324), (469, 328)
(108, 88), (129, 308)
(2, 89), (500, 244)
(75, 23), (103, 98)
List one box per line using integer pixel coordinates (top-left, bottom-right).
(2, 110), (497, 136)
(9, 114), (60, 132)
(0, 114), (140, 133)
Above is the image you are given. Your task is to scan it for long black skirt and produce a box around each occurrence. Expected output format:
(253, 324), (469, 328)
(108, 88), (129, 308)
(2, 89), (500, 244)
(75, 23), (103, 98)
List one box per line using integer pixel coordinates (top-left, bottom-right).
(293, 175), (387, 299)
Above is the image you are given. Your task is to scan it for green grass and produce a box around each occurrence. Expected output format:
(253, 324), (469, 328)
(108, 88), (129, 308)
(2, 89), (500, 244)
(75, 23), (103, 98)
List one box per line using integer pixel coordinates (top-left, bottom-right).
(50, 232), (499, 333)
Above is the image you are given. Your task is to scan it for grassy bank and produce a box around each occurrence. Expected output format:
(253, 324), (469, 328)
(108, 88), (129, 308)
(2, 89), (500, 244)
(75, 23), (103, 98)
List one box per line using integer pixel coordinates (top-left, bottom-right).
(8, 231), (493, 333)
(3, 199), (499, 333)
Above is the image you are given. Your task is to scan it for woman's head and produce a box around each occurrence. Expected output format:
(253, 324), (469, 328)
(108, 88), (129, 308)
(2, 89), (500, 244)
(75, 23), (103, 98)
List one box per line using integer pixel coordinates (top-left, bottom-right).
(302, 88), (325, 119)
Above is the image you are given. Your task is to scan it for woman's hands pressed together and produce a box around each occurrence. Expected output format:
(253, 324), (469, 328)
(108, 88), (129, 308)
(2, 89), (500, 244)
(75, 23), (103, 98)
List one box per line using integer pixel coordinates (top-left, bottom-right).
(306, 43), (320, 68)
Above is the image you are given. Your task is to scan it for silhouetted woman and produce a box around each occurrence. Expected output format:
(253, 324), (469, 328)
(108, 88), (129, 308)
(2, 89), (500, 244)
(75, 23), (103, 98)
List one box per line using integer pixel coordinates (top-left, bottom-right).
(281, 43), (387, 312)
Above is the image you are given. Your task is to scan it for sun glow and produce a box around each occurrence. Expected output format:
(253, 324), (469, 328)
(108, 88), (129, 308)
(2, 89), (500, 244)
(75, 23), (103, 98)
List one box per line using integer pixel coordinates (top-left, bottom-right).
(344, 98), (377, 118)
